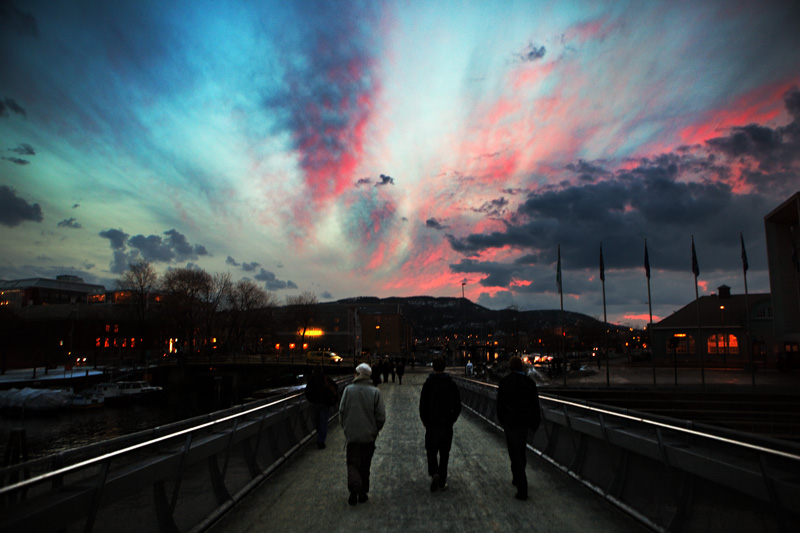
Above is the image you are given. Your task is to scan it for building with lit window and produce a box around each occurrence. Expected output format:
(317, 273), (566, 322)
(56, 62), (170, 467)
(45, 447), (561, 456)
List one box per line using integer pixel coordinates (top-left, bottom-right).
(0, 275), (105, 309)
(650, 285), (772, 366)
(652, 191), (800, 367)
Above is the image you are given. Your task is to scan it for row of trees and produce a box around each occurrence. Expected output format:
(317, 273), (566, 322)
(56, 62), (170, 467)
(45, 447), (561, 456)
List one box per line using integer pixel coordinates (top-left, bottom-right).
(117, 259), (318, 358)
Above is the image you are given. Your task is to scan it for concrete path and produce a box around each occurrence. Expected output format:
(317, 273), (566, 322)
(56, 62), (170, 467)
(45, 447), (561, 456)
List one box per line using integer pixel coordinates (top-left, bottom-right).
(210, 369), (649, 533)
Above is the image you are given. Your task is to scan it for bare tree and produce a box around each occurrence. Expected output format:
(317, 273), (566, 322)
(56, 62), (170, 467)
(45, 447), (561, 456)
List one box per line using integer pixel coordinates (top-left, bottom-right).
(198, 272), (233, 357)
(285, 291), (318, 362)
(227, 279), (277, 357)
(161, 267), (213, 357)
(116, 259), (159, 363)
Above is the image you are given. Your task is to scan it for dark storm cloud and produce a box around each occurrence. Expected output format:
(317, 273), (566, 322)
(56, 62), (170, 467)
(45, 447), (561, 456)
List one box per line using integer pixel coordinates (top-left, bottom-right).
(99, 228), (129, 250)
(101, 228), (209, 265)
(0, 2), (38, 37)
(376, 174), (394, 186)
(565, 159), (610, 182)
(2, 156), (29, 165)
(446, 148), (775, 289)
(128, 234), (174, 262)
(57, 217), (82, 229)
(472, 197), (509, 218)
(227, 256), (260, 272)
(705, 87), (800, 192)
(8, 143), (35, 155)
(0, 98), (27, 117)
(451, 258), (517, 288)
(109, 250), (134, 274)
(516, 42), (546, 62)
(0, 185), (43, 226)
(426, 218), (448, 230)
(254, 268), (297, 291)
(126, 229), (209, 263)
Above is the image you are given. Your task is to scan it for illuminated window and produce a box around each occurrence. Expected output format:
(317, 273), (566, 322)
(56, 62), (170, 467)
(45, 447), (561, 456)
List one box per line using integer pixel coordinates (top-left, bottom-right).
(114, 324), (119, 333)
(96, 338), (101, 347)
(105, 324), (110, 332)
(707, 334), (739, 355)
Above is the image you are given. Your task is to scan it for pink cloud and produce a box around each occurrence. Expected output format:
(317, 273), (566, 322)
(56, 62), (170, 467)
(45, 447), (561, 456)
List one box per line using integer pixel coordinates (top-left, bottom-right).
(678, 80), (794, 147)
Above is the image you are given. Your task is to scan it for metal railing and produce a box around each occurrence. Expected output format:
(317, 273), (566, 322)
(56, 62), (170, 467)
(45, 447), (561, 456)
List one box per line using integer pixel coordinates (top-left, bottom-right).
(455, 377), (800, 533)
(0, 387), (326, 533)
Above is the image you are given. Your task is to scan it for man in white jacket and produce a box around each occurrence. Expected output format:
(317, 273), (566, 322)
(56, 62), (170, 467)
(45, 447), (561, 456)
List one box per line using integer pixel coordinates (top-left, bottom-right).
(339, 363), (386, 506)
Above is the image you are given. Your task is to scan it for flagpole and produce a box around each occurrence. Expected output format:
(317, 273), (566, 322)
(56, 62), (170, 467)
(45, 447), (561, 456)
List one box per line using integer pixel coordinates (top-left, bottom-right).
(692, 235), (704, 386)
(600, 243), (608, 387)
(645, 239), (655, 386)
(557, 245), (566, 386)
(741, 232), (754, 386)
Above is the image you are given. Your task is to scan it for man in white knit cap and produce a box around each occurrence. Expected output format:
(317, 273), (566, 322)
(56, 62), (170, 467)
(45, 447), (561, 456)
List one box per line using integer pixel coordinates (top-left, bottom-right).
(339, 363), (386, 506)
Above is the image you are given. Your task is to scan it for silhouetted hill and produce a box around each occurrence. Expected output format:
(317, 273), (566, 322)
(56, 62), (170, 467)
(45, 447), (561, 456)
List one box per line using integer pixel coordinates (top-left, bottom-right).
(334, 296), (614, 338)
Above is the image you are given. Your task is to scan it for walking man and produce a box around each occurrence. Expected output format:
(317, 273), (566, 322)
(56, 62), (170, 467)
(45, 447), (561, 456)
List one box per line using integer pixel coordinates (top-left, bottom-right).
(419, 356), (461, 492)
(497, 355), (541, 501)
(304, 365), (338, 449)
(339, 363), (386, 506)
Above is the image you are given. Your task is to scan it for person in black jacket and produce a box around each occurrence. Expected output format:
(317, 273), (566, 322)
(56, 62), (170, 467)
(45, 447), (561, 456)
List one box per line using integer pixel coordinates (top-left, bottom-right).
(496, 355), (541, 500)
(304, 365), (338, 449)
(419, 356), (462, 492)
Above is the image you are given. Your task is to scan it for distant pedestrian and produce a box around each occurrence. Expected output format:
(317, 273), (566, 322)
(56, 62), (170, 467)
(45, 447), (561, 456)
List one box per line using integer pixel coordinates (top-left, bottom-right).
(391, 359), (397, 382)
(382, 357), (391, 384)
(496, 356), (541, 501)
(396, 359), (405, 385)
(419, 356), (461, 492)
(371, 359), (382, 386)
(339, 363), (386, 506)
(304, 365), (338, 449)
(465, 360), (473, 376)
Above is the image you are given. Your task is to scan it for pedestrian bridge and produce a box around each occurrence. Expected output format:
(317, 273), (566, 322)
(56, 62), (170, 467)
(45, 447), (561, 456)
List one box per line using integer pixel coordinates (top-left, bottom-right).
(1, 370), (798, 533)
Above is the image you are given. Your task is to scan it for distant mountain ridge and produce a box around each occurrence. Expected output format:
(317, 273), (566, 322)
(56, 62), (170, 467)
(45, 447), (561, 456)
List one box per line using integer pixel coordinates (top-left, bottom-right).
(333, 296), (612, 338)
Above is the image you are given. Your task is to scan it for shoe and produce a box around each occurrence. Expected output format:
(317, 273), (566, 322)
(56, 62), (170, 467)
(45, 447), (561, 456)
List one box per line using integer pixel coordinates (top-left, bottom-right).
(438, 483), (449, 491)
(430, 474), (439, 493)
(317, 442), (326, 449)
(514, 492), (528, 501)
(358, 493), (368, 503)
(348, 492), (358, 506)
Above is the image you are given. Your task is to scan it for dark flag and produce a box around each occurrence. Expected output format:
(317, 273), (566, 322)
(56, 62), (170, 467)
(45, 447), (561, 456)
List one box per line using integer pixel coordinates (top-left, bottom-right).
(740, 232), (748, 273)
(599, 243), (605, 282)
(691, 236), (700, 278)
(644, 240), (651, 279)
(556, 245), (562, 294)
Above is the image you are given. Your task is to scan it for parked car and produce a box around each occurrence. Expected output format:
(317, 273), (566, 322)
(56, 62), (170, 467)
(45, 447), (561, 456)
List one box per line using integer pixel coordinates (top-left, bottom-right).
(306, 350), (342, 365)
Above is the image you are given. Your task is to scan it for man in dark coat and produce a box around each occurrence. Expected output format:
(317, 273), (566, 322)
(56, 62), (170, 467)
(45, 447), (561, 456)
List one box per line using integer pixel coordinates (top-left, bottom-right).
(304, 365), (338, 449)
(497, 355), (541, 501)
(419, 356), (461, 492)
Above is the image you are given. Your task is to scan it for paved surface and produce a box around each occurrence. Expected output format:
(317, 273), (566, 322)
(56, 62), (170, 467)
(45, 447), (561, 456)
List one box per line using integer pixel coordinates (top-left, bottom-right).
(210, 369), (648, 533)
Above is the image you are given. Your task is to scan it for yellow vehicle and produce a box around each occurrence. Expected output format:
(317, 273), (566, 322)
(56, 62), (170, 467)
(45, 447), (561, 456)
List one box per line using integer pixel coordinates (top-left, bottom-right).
(306, 350), (343, 365)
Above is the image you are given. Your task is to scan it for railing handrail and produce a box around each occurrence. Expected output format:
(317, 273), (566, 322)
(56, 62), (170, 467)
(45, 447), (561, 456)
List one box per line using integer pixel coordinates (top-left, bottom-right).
(460, 377), (800, 462)
(0, 391), (307, 498)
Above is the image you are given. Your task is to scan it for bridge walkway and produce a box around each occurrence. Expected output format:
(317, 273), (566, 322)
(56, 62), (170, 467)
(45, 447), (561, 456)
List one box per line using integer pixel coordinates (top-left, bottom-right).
(211, 369), (648, 533)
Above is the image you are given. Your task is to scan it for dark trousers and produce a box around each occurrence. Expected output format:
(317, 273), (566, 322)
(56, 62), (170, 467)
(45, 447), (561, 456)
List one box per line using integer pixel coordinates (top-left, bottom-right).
(346, 441), (376, 495)
(311, 404), (330, 445)
(425, 426), (454, 484)
(504, 425), (529, 496)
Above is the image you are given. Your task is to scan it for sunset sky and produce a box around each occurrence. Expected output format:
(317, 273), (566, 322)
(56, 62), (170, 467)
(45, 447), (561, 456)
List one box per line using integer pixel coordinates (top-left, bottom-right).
(2, 0), (799, 326)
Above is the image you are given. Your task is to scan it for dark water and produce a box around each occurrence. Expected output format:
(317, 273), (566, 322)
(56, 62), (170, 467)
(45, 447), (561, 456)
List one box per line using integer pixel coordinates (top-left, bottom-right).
(0, 393), (206, 462)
